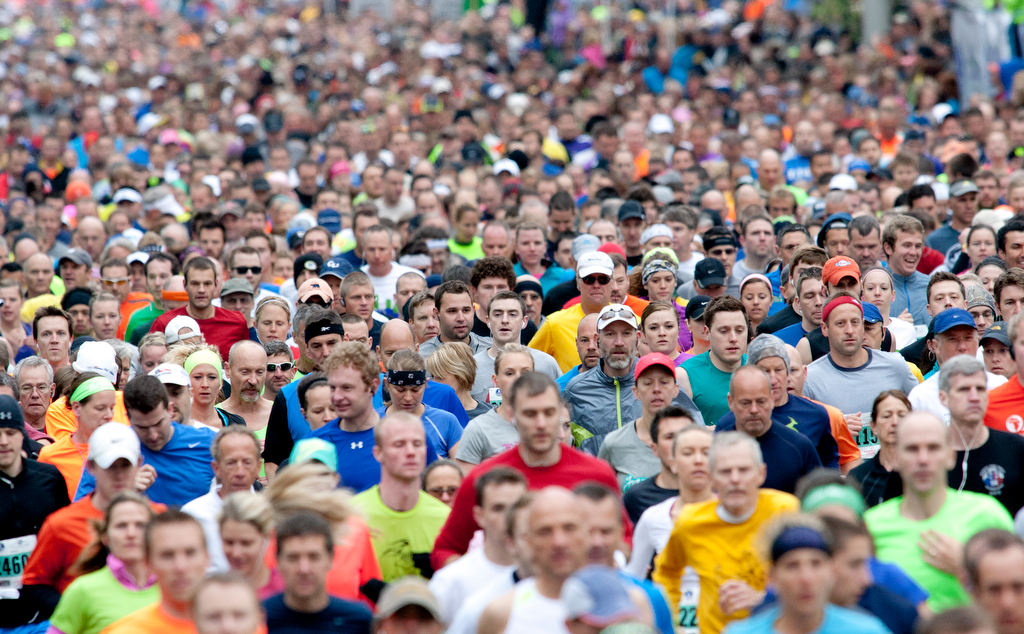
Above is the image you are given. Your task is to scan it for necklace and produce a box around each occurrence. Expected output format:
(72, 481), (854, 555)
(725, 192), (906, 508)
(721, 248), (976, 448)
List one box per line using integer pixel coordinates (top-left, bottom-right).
(951, 422), (985, 493)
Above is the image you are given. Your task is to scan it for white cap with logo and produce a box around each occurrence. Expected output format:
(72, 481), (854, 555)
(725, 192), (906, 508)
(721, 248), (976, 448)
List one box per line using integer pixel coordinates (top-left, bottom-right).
(89, 422), (141, 468)
(72, 341), (119, 384)
(576, 251), (614, 278)
(150, 363), (190, 387)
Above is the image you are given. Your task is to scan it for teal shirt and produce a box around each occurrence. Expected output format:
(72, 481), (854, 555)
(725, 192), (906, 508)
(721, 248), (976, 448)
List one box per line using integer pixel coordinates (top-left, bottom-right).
(680, 350), (747, 425)
(514, 262), (569, 296)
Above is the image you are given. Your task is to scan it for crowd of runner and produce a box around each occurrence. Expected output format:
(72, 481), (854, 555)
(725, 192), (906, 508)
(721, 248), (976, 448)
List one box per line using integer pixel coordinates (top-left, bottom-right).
(4, 0), (1024, 633)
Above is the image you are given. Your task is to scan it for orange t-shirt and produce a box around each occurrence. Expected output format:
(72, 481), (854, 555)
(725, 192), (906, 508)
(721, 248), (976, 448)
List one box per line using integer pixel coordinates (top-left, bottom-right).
(38, 436), (89, 499)
(264, 515), (382, 607)
(814, 400), (862, 466)
(46, 393), (129, 442)
(117, 293), (154, 339)
(21, 496), (103, 592)
(102, 602), (197, 634)
(984, 375), (1024, 435)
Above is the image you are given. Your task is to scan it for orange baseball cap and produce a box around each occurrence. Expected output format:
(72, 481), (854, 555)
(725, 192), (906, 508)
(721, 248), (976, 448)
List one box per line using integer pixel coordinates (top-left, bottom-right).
(821, 256), (860, 287)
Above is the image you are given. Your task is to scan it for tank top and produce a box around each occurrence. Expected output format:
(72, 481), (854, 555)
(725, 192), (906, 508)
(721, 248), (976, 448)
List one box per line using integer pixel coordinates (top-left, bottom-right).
(503, 578), (570, 634)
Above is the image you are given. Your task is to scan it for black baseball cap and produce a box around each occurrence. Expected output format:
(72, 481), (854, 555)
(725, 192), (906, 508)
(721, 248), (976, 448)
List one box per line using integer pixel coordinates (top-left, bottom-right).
(618, 201), (644, 223)
(293, 253), (324, 285)
(685, 295), (712, 321)
(694, 258), (727, 288)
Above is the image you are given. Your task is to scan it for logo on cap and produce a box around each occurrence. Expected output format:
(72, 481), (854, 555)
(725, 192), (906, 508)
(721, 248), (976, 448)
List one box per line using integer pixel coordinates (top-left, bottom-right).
(0, 412), (10, 420)
(836, 259), (852, 267)
(304, 261), (317, 270)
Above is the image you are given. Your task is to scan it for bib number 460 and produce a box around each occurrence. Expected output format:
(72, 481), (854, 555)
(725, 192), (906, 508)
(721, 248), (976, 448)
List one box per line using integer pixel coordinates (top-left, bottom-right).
(0, 554), (28, 579)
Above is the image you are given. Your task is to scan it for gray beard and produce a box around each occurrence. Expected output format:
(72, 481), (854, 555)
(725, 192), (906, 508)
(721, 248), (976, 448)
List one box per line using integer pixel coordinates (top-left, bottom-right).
(605, 356), (631, 371)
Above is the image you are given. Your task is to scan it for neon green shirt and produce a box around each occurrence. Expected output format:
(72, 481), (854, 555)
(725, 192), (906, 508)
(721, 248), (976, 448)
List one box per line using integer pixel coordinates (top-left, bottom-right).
(447, 236), (485, 262)
(49, 566), (159, 634)
(865, 489), (1013, 611)
(352, 485), (450, 581)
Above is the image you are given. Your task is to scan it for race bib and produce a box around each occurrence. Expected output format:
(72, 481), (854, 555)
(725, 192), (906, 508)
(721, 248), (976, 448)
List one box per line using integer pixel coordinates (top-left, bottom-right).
(856, 416), (879, 460)
(0, 535), (36, 590)
(678, 566), (700, 634)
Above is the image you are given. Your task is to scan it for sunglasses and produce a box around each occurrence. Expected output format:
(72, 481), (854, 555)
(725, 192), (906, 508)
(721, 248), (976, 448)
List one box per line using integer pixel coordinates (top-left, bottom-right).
(582, 275), (611, 286)
(427, 486), (458, 496)
(600, 306), (634, 321)
(708, 248), (736, 257)
(267, 362), (294, 373)
(234, 266), (262, 275)
(102, 277), (129, 286)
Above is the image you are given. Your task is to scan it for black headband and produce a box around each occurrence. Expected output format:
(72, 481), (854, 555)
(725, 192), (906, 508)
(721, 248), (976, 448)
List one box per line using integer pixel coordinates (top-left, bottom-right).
(388, 370), (426, 386)
(514, 280), (543, 297)
(305, 320), (345, 343)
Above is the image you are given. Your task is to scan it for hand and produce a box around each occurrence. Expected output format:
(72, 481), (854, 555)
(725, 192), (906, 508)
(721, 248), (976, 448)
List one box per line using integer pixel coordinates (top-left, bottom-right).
(844, 412), (864, 436)
(898, 309), (914, 324)
(134, 464), (157, 492)
(718, 580), (764, 616)
(919, 531), (964, 577)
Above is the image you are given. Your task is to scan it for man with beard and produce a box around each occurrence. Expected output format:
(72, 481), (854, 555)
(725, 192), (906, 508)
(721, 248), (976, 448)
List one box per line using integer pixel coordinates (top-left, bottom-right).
(218, 341), (272, 436)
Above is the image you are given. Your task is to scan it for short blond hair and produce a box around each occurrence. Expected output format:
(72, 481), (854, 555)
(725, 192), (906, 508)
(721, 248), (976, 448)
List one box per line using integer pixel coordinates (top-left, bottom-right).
(321, 341), (380, 389)
(425, 342), (476, 392)
(218, 492), (274, 536)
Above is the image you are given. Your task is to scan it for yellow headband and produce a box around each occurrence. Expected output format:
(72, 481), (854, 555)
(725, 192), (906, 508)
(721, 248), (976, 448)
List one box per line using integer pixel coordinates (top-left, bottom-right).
(184, 350), (222, 376)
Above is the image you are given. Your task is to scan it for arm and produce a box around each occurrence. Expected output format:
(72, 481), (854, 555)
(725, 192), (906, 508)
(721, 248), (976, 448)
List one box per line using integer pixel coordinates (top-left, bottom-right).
(476, 592), (514, 634)
(651, 527), (687, 620)
(796, 337), (812, 366)
(677, 368), (693, 398)
(261, 391), (294, 475)
(625, 512), (658, 579)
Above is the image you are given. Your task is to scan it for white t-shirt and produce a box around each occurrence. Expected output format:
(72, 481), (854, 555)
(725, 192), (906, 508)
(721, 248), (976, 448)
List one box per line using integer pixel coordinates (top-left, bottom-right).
(361, 263), (425, 314)
(908, 369), (1007, 424)
(375, 195), (415, 223)
(447, 569), (518, 634)
(887, 317), (918, 350)
(678, 252), (705, 280)
(428, 547), (515, 625)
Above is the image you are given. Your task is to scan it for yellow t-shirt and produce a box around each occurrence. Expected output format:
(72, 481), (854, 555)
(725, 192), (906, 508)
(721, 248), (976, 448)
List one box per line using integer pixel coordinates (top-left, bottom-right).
(22, 294), (63, 324)
(528, 304), (585, 373)
(653, 489), (799, 634)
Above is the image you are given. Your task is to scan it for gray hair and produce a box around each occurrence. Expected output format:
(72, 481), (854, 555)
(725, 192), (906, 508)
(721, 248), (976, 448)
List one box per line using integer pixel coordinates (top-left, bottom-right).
(939, 354), (987, 394)
(100, 237), (136, 262)
(14, 356), (54, 385)
(708, 431), (764, 471)
(0, 372), (18, 400)
(263, 340), (292, 359)
(293, 303), (316, 343)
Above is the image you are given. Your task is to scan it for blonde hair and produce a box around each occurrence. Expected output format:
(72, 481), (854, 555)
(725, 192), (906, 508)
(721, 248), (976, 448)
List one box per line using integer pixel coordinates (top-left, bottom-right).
(321, 341), (379, 388)
(162, 341), (222, 366)
(265, 461), (358, 532)
(494, 343), (534, 375)
(425, 342), (476, 393)
(255, 296), (291, 323)
(218, 492), (275, 536)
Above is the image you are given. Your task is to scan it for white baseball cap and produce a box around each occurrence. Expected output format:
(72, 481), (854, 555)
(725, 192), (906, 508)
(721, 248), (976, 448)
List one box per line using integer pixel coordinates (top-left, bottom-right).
(72, 341), (119, 383)
(150, 363), (190, 387)
(89, 422), (141, 468)
(828, 174), (858, 192)
(112, 188), (143, 205)
(165, 316), (202, 344)
(492, 158), (520, 177)
(640, 224), (674, 245)
(576, 251), (614, 278)
(597, 304), (638, 331)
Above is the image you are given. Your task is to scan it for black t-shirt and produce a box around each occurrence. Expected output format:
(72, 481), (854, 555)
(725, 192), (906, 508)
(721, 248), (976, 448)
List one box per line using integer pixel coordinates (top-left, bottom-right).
(849, 454), (903, 509)
(542, 279), (580, 316)
(948, 428), (1024, 516)
(623, 477), (677, 525)
(740, 423), (821, 493)
(626, 253), (644, 267)
(757, 304), (799, 335)
(263, 594), (372, 634)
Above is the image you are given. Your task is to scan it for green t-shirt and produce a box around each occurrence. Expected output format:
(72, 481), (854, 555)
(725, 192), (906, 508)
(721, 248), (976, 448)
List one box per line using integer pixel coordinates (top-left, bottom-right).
(49, 566), (160, 634)
(126, 304), (162, 345)
(448, 237), (485, 262)
(680, 351), (747, 425)
(865, 489), (1013, 611)
(352, 485), (451, 582)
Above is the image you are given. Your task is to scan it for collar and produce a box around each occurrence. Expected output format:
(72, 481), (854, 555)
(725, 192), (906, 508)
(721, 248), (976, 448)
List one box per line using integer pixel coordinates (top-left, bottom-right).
(107, 553), (157, 590)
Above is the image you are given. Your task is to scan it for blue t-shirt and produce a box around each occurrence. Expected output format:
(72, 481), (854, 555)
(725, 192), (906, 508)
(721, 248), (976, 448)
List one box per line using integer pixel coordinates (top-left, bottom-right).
(714, 419), (821, 493)
(76, 423), (216, 506)
(726, 604), (889, 634)
(263, 593), (372, 634)
(310, 421), (439, 493)
(372, 378), (469, 427)
(718, 395), (838, 468)
(374, 404), (462, 458)
(557, 365), (583, 391)
(621, 571), (674, 634)
(784, 155), (812, 184)
(775, 321), (811, 347)
(869, 558), (929, 606)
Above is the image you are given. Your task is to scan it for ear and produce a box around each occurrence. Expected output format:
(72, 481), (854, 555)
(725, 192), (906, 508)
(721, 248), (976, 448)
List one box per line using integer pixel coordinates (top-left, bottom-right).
(372, 444), (382, 462)
(757, 462), (768, 487)
(938, 389), (948, 408)
(472, 505), (484, 526)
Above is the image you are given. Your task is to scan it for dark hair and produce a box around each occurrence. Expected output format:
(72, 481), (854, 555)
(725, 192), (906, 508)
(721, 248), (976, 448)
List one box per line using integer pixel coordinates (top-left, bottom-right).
(487, 290), (526, 316)
(649, 405), (695, 445)
(794, 467), (861, 502)
(474, 466), (527, 507)
(572, 482), (618, 507)
(998, 219), (1024, 254)
(870, 389), (911, 424)
(702, 295), (746, 330)
(906, 184), (936, 206)
(33, 305), (72, 340)
(926, 271), (965, 305)
(422, 458), (463, 491)
(100, 257), (128, 276)
(64, 372), (104, 408)
(507, 371), (558, 411)
(183, 256), (217, 283)
(848, 215), (879, 239)
(550, 190), (576, 212)
(916, 606), (993, 634)
(198, 220), (227, 241)
(275, 511), (335, 555)
(434, 280), (473, 310)
(146, 252), (180, 276)
(145, 509), (205, 557)
(994, 269), (1024, 306)
(124, 375), (170, 414)
(818, 515), (872, 554)
(470, 257), (516, 289)
(965, 529), (1024, 587)
(297, 372), (328, 411)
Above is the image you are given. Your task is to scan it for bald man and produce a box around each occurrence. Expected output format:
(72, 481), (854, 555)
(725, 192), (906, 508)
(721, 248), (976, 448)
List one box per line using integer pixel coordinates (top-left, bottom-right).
(758, 149), (784, 192)
(219, 340), (273, 431)
(557, 313), (600, 390)
(865, 411), (1014, 613)
(73, 216), (108, 262)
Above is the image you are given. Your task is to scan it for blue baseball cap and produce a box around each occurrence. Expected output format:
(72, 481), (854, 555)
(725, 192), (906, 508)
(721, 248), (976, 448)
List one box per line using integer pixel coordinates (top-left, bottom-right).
(816, 213), (852, 249)
(848, 158), (871, 173)
(561, 565), (640, 627)
(933, 308), (976, 334)
(319, 257), (353, 280)
(317, 208), (342, 235)
(862, 302), (883, 324)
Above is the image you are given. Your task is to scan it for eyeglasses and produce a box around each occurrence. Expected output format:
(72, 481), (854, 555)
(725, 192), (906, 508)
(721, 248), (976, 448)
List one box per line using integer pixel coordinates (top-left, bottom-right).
(102, 277), (129, 286)
(19, 383), (49, 395)
(582, 275), (611, 286)
(267, 362), (294, 373)
(234, 266), (262, 275)
(427, 486), (458, 497)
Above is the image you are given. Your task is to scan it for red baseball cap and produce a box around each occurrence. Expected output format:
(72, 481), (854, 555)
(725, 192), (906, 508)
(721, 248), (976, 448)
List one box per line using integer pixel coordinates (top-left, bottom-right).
(634, 352), (676, 380)
(598, 242), (626, 259)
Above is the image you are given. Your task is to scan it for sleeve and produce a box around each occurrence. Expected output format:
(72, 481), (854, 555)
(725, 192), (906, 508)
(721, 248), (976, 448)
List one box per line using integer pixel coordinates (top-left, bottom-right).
(625, 513), (657, 579)
(651, 523), (687, 620)
(430, 472), (481, 571)
(443, 414), (463, 449)
(21, 519), (66, 587)
(828, 406), (861, 466)
(816, 426), (839, 469)
(262, 391), (294, 466)
(47, 579), (86, 634)
(74, 469), (95, 502)
(802, 373), (820, 402)
(454, 423), (487, 464)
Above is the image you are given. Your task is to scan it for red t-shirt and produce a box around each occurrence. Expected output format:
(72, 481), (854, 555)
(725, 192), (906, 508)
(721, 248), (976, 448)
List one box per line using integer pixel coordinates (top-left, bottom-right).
(984, 375), (1024, 435)
(430, 445), (630, 571)
(149, 306), (249, 362)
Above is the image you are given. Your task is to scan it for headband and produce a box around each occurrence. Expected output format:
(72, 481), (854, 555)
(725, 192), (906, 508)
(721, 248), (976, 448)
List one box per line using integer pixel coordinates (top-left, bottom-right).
(801, 484), (866, 516)
(399, 254), (432, 269)
(821, 295), (862, 324)
(162, 290), (189, 301)
(70, 376), (115, 403)
(642, 259), (678, 287)
(388, 370), (426, 386)
(184, 350), (223, 375)
(305, 320), (345, 344)
(770, 525), (832, 563)
(426, 239), (448, 251)
(514, 279), (543, 297)
(740, 273), (773, 293)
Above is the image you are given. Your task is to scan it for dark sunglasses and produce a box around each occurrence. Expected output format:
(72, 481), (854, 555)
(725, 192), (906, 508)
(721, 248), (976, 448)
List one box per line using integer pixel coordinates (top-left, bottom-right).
(582, 275), (611, 285)
(267, 362), (294, 373)
(234, 266), (262, 275)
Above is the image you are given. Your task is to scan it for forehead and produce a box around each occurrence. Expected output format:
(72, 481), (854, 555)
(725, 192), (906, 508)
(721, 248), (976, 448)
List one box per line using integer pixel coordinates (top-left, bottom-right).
(897, 417), (947, 446)
(440, 291), (473, 308)
(38, 316), (69, 330)
(489, 298), (521, 312)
